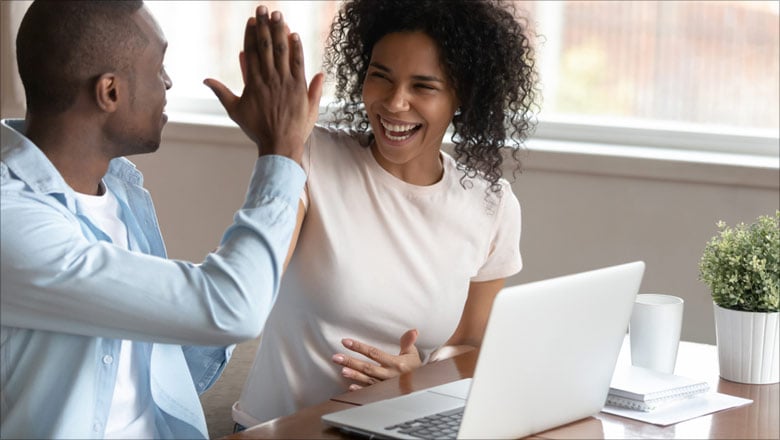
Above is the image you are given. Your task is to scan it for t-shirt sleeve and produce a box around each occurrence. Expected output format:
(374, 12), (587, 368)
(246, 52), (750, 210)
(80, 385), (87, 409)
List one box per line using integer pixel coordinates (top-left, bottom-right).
(299, 127), (316, 212)
(471, 184), (523, 282)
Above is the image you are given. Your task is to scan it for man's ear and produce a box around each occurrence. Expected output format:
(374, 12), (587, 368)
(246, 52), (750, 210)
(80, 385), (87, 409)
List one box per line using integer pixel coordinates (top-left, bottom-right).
(95, 73), (120, 113)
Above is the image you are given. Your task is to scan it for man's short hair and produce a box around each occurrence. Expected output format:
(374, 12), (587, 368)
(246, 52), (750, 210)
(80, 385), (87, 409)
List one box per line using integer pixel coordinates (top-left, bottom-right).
(16, 0), (148, 116)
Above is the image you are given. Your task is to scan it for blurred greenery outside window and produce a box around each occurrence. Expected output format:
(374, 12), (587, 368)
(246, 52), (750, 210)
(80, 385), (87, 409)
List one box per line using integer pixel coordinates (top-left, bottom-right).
(8, 1), (780, 156)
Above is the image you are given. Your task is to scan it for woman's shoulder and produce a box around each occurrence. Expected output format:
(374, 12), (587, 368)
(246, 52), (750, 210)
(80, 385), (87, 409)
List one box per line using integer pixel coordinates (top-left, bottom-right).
(304, 124), (370, 173)
(440, 150), (520, 221)
(441, 150), (514, 194)
(309, 124), (368, 152)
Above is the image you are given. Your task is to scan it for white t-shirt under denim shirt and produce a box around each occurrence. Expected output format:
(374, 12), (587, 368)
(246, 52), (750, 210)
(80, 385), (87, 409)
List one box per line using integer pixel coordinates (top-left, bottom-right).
(74, 185), (156, 439)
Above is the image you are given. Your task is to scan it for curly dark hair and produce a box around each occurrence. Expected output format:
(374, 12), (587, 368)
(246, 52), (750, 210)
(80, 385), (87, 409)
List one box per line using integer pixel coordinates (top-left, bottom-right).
(323, 0), (540, 195)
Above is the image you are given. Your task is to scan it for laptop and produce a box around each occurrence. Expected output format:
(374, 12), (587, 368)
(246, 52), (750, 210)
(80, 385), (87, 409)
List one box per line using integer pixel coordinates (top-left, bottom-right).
(322, 261), (645, 439)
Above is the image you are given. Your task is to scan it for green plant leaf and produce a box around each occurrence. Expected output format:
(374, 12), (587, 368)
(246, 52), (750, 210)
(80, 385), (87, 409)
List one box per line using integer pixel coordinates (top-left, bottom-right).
(698, 211), (780, 312)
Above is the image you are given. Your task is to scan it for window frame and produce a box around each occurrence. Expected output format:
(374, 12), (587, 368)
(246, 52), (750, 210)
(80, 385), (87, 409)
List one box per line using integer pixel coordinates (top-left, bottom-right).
(1, 1), (778, 174)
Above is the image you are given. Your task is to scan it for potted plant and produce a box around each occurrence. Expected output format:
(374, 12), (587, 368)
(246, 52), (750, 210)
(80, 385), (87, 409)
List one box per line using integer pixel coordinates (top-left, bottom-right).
(699, 210), (779, 384)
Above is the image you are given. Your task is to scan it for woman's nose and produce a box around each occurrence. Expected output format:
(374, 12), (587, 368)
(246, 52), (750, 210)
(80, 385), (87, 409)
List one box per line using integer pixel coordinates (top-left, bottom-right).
(383, 85), (410, 112)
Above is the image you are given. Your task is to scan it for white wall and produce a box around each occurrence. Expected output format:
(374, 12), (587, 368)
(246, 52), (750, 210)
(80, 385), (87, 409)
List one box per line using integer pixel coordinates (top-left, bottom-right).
(506, 154), (777, 344)
(2, 0), (778, 345)
(122, 122), (778, 345)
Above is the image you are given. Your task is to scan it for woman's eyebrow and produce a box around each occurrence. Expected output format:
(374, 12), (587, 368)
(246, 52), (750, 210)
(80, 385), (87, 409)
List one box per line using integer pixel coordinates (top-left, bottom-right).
(368, 61), (445, 83)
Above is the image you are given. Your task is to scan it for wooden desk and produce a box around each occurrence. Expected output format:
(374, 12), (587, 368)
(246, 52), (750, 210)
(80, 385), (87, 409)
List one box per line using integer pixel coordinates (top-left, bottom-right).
(224, 340), (779, 439)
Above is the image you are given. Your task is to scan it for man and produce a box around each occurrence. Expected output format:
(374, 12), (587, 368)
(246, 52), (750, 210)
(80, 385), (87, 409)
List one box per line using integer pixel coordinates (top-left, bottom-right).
(0, 1), (322, 438)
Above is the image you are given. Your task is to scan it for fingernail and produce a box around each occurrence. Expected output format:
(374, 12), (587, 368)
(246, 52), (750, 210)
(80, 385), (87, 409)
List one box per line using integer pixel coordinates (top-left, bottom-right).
(341, 367), (351, 377)
(257, 5), (267, 15)
(271, 11), (281, 22)
(332, 354), (344, 363)
(343, 339), (353, 348)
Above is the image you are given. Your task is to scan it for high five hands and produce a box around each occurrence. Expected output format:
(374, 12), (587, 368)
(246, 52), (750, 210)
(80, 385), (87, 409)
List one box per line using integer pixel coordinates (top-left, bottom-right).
(332, 329), (423, 391)
(204, 6), (323, 162)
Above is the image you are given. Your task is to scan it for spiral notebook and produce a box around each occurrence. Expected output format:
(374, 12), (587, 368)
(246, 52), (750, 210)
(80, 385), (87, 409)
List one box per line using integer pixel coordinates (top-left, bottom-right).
(606, 365), (710, 412)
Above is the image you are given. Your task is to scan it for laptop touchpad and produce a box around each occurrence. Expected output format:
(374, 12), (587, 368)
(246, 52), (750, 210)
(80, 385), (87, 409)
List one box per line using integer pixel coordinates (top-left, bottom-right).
(427, 378), (472, 400)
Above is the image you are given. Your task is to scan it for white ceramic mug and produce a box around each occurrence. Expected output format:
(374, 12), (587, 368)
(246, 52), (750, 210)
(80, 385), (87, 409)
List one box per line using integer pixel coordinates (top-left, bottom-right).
(629, 294), (684, 374)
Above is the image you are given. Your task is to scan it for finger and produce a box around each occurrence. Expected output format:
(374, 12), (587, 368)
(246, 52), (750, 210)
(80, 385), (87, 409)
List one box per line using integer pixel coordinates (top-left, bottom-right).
(343, 338), (392, 367)
(269, 10), (290, 77)
(307, 72), (325, 126)
(239, 51), (247, 84)
(399, 329), (419, 356)
(333, 353), (391, 381)
(242, 17), (260, 84)
(340, 366), (378, 387)
(203, 78), (239, 113)
(289, 33), (305, 81)
(254, 6), (274, 78)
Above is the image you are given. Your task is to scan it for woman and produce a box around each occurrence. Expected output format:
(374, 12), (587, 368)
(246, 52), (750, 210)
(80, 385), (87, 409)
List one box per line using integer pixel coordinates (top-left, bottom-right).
(233, 0), (539, 427)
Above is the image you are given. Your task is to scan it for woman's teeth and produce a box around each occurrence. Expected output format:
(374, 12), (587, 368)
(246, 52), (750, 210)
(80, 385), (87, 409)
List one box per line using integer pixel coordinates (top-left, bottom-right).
(380, 118), (420, 141)
(387, 131), (413, 141)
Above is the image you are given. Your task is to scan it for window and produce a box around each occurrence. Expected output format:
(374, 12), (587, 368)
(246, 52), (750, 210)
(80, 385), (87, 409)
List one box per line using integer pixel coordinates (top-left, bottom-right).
(144, 1), (339, 115)
(5, 1), (779, 157)
(527, 1), (779, 156)
(534, 1), (778, 131)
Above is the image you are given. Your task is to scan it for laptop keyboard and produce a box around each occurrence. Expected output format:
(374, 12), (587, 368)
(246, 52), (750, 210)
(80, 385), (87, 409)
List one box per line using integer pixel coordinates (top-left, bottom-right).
(384, 407), (463, 439)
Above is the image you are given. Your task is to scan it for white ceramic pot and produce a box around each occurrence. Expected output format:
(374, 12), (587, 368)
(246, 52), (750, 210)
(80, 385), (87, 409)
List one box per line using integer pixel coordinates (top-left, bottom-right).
(713, 303), (779, 384)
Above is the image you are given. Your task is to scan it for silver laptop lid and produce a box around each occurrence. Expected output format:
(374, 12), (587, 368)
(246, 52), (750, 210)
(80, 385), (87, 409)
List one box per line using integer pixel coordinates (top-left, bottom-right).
(321, 261), (645, 439)
(459, 261), (645, 438)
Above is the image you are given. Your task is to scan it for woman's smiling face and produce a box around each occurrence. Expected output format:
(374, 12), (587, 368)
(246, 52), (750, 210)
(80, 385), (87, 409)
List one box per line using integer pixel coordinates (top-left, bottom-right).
(362, 31), (459, 183)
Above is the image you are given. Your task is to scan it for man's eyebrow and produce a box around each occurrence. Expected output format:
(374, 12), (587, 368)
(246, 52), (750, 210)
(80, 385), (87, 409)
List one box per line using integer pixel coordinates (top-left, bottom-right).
(368, 61), (445, 83)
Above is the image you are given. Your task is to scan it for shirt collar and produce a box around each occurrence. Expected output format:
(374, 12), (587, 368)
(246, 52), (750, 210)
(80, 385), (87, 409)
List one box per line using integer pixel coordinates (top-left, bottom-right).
(1, 119), (71, 196)
(1, 118), (144, 196)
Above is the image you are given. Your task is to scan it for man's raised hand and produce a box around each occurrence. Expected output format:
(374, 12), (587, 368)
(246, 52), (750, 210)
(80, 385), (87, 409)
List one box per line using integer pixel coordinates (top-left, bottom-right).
(204, 6), (323, 162)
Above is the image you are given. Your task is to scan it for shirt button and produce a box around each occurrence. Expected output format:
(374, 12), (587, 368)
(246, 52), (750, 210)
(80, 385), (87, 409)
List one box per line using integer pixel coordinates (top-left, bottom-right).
(102, 355), (113, 364)
(93, 422), (101, 432)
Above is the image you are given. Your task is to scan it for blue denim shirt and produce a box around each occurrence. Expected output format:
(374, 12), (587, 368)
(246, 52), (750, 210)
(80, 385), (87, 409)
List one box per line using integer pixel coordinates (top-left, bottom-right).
(0, 119), (305, 438)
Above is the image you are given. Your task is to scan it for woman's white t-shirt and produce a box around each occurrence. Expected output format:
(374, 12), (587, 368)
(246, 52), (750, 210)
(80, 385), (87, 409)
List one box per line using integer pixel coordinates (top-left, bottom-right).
(234, 126), (523, 426)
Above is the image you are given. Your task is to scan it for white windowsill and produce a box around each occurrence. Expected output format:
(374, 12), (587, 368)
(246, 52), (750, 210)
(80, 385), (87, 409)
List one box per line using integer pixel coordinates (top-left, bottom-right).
(162, 111), (779, 190)
(523, 138), (779, 189)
